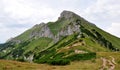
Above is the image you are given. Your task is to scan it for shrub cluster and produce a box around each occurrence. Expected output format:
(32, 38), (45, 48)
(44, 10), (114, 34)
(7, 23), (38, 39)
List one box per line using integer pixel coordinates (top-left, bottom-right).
(17, 58), (25, 62)
(35, 52), (96, 65)
(35, 58), (70, 65)
(48, 59), (70, 65)
(66, 52), (96, 61)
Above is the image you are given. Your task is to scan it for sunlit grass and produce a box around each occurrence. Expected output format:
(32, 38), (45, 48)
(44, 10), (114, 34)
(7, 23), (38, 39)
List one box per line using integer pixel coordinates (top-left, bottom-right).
(0, 52), (119, 70)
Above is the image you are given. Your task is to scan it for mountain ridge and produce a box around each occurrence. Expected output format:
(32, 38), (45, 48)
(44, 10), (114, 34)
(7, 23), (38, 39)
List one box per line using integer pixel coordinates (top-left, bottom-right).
(0, 10), (120, 65)
(9, 11), (82, 43)
(9, 11), (96, 43)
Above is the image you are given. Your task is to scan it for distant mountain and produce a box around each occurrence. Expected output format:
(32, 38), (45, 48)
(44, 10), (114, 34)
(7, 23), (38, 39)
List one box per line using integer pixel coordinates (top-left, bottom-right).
(0, 10), (120, 65)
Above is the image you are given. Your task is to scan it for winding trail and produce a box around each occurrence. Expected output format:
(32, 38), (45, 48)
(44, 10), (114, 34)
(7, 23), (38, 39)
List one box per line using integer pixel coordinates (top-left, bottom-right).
(100, 57), (108, 70)
(100, 56), (116, 70)
(109, 56), (117, 65)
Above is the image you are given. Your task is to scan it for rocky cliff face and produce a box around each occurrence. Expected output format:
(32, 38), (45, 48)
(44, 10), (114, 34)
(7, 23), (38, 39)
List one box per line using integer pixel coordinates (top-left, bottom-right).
(59, 22), (81, 36)
(59, 11), (75, 19)
(10, 11), (81, 43)
(30, 23), (54, 39)
(29, 21), (81, 42)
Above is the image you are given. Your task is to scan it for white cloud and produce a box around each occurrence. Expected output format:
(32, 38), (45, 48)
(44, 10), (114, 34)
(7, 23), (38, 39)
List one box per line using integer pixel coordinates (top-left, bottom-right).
(82, 0), (120, 21)
(1, 0), (58, 23)
(0, 22), (28, 43)
(107, 23), (120, 37)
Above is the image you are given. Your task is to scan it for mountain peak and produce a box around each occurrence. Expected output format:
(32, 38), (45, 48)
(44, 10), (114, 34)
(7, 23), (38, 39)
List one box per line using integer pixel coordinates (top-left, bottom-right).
(59, 10), (78, 19)
(0, 10), (120, 66)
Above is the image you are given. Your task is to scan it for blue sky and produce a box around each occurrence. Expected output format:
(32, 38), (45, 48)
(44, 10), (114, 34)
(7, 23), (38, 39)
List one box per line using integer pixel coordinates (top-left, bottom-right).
(0, 0), (120, 43)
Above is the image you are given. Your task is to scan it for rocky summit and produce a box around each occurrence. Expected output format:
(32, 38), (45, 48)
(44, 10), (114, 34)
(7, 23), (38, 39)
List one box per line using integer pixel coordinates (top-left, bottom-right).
(9, 11), (81, 43)
(0, 10), (120, 65)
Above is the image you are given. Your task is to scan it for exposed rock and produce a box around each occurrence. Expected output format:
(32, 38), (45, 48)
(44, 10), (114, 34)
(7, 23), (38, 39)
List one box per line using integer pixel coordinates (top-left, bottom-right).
(23, 55), (27, 60)
(30, 24), (54, 39)
(59, 22), (81, 36)
(29, 20), (81, 43)
(74, 50), (87, 54)
(33, 22), (45, 29)
(9, 39), (21, 44)
(7, 11), (82, 44)
(3, 50), (6, 53)
(6, 37), (14, 43)
(24, 54), (34, 63)
(39, 24), (54, 38)
(59, 10), (77, 20)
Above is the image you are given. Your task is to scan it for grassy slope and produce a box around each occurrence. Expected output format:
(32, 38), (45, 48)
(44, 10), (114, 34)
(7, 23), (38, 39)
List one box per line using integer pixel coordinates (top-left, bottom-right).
(0, 37), (53, 59)
(23, 37), (53, 54)
(33, 33), (111, 65)
(80, 18), (120, 49)
(15, 24), (44, 41)
(50, 34), (109, 52)
(15, 28), (33, 41)
(0, 52), (120, 70)
(95, 27), (120, 49)
(47, 20), (65, 35)
(47, 18), (72, 35)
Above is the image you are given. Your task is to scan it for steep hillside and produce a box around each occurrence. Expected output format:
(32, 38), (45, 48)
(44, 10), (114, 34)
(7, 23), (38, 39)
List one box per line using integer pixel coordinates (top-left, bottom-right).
(0, 10), (120, 65)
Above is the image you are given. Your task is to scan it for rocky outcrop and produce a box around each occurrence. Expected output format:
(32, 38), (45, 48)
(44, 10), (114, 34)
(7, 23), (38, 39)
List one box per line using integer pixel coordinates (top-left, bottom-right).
(59, 10), (77, 20)
(74, 50), (87, 54)
(59, 22), (81, 36)
(30, 21), (81, 42)
(28, 11), (81, 42)
(8, 11), (82, 43)
(24, 54), (34, 63)
(30, 24), (54, 39)
(9, 39), (21, 44)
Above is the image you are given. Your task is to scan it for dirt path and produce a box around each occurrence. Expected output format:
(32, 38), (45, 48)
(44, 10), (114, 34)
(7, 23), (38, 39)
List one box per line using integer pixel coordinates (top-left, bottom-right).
(100, 56), (116, 70)
(100, 57), (108, 70)
(109, 56), (117, 65)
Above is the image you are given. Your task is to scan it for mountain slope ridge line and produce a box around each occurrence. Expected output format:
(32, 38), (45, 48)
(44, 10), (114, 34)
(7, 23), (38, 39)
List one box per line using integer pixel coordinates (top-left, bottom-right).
(0, 10), (120, 65)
